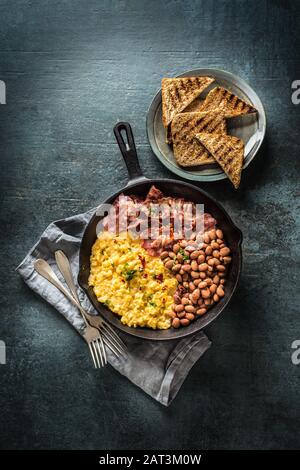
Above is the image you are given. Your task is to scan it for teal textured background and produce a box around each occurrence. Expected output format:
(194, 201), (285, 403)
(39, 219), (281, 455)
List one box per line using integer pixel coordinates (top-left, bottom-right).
(0, 0), (299, 449)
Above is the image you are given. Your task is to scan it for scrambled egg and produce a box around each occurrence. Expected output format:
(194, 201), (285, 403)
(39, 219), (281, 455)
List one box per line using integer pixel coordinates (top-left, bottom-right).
(88, 231), (177, 329)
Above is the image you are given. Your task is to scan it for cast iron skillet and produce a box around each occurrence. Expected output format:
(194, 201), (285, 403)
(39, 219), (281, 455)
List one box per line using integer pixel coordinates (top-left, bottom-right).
(78, 122), (242, 340)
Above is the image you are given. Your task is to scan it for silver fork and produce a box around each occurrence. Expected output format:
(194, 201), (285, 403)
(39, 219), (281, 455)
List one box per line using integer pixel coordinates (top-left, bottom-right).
(34, 259), (106, 368)
(54, 250), (127, 357)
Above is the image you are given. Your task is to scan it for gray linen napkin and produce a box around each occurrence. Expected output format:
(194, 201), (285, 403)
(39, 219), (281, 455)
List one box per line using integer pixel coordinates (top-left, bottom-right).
(17, 208), (211, 406)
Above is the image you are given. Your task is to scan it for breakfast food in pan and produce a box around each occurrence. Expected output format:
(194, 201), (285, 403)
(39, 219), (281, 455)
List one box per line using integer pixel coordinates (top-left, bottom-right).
(88, 185), (232, 330)
(161, 77), (257, 188)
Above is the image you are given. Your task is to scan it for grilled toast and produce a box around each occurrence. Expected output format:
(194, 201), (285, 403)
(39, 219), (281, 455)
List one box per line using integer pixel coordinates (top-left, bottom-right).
(196, 133), (244, 188)
(171, 111), (227, 166)
(162, 76), (214, 128)
(199, 86), (257, 117)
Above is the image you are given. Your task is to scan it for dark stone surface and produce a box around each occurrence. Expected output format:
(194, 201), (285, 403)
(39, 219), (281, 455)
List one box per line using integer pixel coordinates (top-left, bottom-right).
(0, 0), (299, 450)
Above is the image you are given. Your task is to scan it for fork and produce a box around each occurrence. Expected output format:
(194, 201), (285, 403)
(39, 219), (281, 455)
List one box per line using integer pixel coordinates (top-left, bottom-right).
(34, 259), (106, 368)
(54, 250), (127, 357)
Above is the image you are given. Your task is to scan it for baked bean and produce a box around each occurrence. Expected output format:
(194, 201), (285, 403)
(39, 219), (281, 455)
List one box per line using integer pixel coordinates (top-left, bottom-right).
(204, 298), (212, 305)
(216, 229), (223, 239)
(179, 268), (184, 275)
(199, 272), (206, 279)
(185, 305), (196, 313)
(190, 260), (198, 271)
(172, 264), (181, 272)
(197, 254), (205, 264)
(173, 244), (180, 254)
(183, 281), (189, 289)
(216, 264), (226, 272)
(185, 244), (197, 252)
(199, 281), (207, 289)
(220, 247), (231, 257)
(190, 271), (200, 279)
(207, 266), (213, 272)
(168, 251), (176, 259)
(219, 243), (225, 248)
(174, 293), (181, 304)
(211, 241), (219, 250)
(208, 258), (217, 266)
(213, 294), (219, 302)
(194, 278), (201, 286)
(181, 298), (190, 306)
(180, 318), (190, 327)
(192, 288), (200, 300)
(205, 278), (213, 286)
(176, 273), (182, 283)
(189, 282), (196, 292)
(209, 284), (217, 294)
(203, 232), (210, 244)
(208, 229), (216, 240)
(186, 313), (195, 321)
(182, 273), (189, 281)
(160, 251), (169, 260)
(180, 240), (187, 248)
(162, 238), (170, 248)
(213, 250), (220, 258)
(213, 275), (220, 284)
(165, 260), (174, 269)
(220, 279), (225, 285)
(177, 311), (186, 318)
(175, 304), (184, 313)
(190, 250), (201, 259)
(201, 288), (211, 299)
(205, 245), (213, 255)
(196, 307), (207, 316)
(217, 286), (225, 297)
(182, 264), (192, 272)
(217, 238), (223, 244)
(223, 256), (232, 264)
(172, 318), (181, 328)
(199, 263), (208, 271)
(177, 253), (184, 263)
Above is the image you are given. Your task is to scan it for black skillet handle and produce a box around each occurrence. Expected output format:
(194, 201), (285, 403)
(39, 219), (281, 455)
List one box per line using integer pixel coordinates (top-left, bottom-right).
(113, 122), (147, 184)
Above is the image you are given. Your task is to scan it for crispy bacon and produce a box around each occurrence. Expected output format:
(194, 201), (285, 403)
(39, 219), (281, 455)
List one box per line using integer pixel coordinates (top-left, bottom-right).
(104, 186), (217, 256)
(145, 185), (164, 201)
(138, 255), (146, 269)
